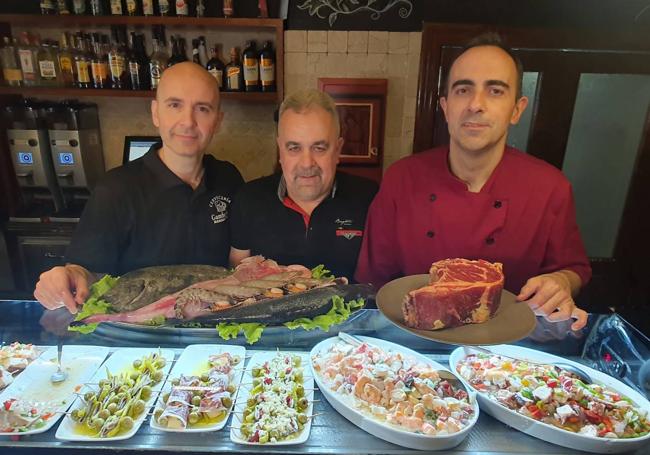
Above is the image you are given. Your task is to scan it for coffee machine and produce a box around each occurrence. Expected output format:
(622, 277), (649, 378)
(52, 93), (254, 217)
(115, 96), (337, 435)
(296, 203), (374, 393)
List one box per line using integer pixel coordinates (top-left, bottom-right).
(45, 101), (105, 215)
(3, 99), (64, 218)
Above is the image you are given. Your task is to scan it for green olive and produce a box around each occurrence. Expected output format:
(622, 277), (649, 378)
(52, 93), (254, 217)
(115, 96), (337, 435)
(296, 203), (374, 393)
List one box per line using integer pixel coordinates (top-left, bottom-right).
(221, 397), (232, 408)
(232, 355), (241, 365)
(298, 397), (308, 410)
(132, 359), (143, 370)
(130, 371), (140, 381)
(171, 377), (180, 386)
(140, 385), (152, 401)
(70, 409), (83, 421)
(98, 409), (110, 420)
(106, 402), (118, 414)
(292, 356), (302, 367)
(91, 417), (105, 430)
(119, 416), (134, 431)
(158, 415), (169, 427)
(83, 391), (96, 402)
(192, 395), (201, 406)
(162, 392), (170, 403)
(296, 384), (305, 397)
(152, 370), (163, 382)
(200, 373), (210, 383)
(251, 367), (261, 377)
(154, 408), (163, 419)
(153, 358), (166, 369)
(131, 399), (146, 416)
(188, 412), (200, 424)
(227, 384), (236, 394)
(297, 413), (308, 424)
(98, 379), (109, 388)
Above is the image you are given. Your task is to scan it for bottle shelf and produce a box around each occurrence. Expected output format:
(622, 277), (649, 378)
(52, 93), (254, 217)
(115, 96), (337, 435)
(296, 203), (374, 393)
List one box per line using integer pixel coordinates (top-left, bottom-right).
(0, 14), (283, 30)
(0, 86), (280, 102)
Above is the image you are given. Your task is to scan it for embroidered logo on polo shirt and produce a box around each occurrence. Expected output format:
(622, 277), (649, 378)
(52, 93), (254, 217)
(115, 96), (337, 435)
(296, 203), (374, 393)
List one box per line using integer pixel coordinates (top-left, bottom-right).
(209, 195), (231, 224)
(336, 229), (363, 240)
(335, 218), (353, 227)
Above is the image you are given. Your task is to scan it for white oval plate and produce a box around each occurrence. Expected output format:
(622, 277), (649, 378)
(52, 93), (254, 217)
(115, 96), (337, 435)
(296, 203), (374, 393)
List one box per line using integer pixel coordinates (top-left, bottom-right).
(449, 345), (650, 454)
(150, 344), (246, 433)
(310, 335), (479, 451)
(55, 347), (175, 442)
(0, 345), (109, 436)
(229, 351), (314, 446)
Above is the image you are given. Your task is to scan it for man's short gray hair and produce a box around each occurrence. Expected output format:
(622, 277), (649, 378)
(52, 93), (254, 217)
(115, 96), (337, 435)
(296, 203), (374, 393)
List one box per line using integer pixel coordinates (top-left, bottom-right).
(278, 89), (340, 137)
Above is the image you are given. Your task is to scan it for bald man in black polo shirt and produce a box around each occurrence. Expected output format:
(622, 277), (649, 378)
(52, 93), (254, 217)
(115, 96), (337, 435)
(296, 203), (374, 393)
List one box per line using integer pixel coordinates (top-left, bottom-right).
(229, 89), (378, 280)
(34, 62), (243, 314)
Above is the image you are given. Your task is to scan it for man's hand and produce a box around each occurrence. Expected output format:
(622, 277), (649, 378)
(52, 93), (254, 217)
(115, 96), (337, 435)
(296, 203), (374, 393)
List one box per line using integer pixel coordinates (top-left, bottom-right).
(33, 264), (95, 314)
(516, 271), (588, 331)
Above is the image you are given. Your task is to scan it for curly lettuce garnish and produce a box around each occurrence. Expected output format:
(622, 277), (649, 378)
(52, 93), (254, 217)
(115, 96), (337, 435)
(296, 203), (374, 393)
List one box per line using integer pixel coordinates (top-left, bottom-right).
(67, 275), (118, 334)
(311, 264), (333, 280)
(216, 296), (365, 344)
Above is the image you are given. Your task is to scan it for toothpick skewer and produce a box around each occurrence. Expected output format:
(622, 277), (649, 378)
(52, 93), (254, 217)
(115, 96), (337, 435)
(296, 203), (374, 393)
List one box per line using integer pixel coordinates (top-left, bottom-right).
(229, 413), (323, 431)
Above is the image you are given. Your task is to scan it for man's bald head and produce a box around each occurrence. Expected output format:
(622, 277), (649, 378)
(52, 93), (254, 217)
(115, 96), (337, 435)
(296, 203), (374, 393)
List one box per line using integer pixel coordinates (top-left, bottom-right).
(151, 62), (224, 160)
(156, 62), (221, 109)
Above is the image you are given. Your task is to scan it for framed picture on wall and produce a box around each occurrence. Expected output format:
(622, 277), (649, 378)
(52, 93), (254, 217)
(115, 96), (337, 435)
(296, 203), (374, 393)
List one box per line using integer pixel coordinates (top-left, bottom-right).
(318, 78), (387, 169)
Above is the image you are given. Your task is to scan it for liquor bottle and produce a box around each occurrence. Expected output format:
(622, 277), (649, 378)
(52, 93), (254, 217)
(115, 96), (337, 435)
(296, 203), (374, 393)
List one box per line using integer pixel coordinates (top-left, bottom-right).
(191, 39), (200, 64)
(74, 33), (92, 88)
(126, 0), (140, 16)
(259, 40), (275, 92)
(90, 0), (106, 15)
(206, 45), (225, 90)
(57, 0), (71, 14)
(195, 0), (205, 17)
(37, 40), (61, 86)
(167, 36), (188, 67)
(158, 0), (170, 16)
(108, 26), (129, 89)
(149, 35), (168, 89)
(90, 33), (109, 88)
(223, 0), (233, 18)
(224, 47), (243, 92)
(176, 0), (189, 16)
(197, 36), (208, 67)
(142, 0), (154, 15)
(242, 40), (259, 92)
(17, 33), (40, 87)
(57, 33), (75, 87)
(0, 37), (23, 87)
(129, 33), (150, 90)
(41, 1), (57, 14)
(258, 0), (268, 18)
(72, 0), (87, 14)
(110, 0), (124, 15)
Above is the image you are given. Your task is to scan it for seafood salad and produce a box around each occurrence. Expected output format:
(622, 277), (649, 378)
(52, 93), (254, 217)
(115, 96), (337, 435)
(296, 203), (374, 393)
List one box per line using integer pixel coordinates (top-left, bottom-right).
(1, 398), (63, 433)
(312, 341), (475, 435)
(239, 353), (309, 444)
(0, 343), (41, 388)
(154, 352), (241, 429)
(457, 353), (650, 439)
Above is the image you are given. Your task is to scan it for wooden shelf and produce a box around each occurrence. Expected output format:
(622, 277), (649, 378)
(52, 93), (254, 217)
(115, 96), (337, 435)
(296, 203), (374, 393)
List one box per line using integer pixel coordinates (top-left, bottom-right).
(0, 14), (283, 30)
(0, 86), (280, 102)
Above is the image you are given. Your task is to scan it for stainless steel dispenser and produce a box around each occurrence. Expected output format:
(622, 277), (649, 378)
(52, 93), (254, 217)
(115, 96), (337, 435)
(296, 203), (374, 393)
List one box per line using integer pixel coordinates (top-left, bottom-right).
(45, 101), (105, 214)
(3, 99), (64, 217)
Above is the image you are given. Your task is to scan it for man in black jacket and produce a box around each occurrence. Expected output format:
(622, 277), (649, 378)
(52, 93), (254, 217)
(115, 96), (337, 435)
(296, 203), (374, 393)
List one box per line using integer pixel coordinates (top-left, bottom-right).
(229, 89), (378, 280)
(34, 62), (244, 313)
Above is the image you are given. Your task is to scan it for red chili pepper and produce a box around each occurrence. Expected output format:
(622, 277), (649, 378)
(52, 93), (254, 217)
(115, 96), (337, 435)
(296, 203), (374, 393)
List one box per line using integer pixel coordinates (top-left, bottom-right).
(583, 409), (602, 424)
(263, 377), (272, 385)
(526, 404), (543, 420)
(547, 379), (558, 388)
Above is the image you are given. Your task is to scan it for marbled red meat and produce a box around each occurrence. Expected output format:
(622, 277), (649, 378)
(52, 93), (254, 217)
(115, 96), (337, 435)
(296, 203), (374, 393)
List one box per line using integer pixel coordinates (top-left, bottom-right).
(402, 259), (504, 330)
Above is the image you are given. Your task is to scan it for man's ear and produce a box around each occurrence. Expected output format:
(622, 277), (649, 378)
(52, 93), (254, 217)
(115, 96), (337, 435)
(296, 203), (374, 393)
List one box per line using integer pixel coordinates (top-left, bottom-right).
(510, 96), (529, 125)
(151, 100), (159, 128)
(440, 96), (449, 122)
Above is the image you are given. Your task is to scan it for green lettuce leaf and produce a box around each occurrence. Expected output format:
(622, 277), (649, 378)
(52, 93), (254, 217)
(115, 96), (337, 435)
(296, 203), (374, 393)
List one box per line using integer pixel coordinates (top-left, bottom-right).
(284, 296), (365, 331)
(216, 322), (266, 344)
(311, 264), (333, 279)
(68, 274), (118, 334)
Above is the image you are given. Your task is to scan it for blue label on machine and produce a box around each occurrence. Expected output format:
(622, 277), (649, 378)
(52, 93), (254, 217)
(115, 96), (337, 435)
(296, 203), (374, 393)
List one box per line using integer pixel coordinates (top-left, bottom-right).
(17, 152), (33, 164)
(59, 152), (75, 165)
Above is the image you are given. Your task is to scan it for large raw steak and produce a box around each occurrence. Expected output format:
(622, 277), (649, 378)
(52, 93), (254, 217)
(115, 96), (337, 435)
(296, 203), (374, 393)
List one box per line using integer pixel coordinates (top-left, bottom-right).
(402, 259), (504, 330)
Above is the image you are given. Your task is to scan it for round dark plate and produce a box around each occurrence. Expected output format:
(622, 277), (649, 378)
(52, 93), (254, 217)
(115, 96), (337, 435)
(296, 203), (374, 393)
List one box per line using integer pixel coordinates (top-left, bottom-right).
(376, 274), (536, 346)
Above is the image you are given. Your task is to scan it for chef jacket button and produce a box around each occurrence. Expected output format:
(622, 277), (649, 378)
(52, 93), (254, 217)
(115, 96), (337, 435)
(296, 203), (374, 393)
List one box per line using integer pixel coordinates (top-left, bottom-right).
(494, 200), (502, 208)
(429, 193), (437, 202)
(426, 230), (435, 238)
(485, 237), (495, 245)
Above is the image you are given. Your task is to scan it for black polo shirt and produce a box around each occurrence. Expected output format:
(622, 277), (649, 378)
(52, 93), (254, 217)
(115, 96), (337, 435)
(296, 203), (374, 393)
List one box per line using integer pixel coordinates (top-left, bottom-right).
(66, 145), (243, 275)
(230, 172), (378, 281)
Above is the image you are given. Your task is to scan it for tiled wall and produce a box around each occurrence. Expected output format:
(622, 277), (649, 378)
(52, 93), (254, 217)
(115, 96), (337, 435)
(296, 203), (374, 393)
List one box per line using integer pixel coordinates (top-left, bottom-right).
(284, 30), (422, 169)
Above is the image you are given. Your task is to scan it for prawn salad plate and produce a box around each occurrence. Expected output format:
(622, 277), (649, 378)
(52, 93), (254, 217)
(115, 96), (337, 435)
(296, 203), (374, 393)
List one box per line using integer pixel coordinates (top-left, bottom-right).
(0, 345), (109, 436)
(55, 347), (174, 442)
(311, 336), (478, 450)
(229, 351), (314, 445)
(150, 344), (245, 433)
(449, 345), (650, 453)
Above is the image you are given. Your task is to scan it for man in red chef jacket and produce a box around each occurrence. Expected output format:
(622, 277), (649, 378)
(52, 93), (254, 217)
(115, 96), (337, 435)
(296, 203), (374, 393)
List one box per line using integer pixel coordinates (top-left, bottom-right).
(355, 33), (591, 331)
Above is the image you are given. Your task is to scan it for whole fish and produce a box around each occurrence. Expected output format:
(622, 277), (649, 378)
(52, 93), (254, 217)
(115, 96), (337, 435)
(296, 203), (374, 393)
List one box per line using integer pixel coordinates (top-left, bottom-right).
(102, 264), (229, 312)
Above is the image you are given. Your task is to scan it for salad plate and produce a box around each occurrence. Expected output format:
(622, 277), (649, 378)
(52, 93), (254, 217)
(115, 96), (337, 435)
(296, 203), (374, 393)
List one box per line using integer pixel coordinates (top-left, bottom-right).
(56, 347), (174, 442)
(230, 351), (314, 445)
(150, 344), (245, 433)
(311, 335), (479, 450)
(449, 345), (650, 453)
(0, 345), (108, 436)
(376, 274), (536, 345)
